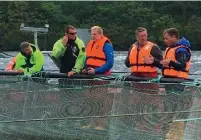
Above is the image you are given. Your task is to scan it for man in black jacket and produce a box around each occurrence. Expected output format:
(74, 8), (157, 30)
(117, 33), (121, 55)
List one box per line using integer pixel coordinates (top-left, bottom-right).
(52, 25), (86, 77)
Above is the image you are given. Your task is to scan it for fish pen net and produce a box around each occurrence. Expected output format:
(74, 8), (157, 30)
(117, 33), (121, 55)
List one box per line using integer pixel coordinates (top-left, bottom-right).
(0, 75), (200, 140)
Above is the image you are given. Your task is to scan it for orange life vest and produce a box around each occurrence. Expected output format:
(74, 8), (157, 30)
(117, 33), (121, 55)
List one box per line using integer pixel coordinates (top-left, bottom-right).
(163, 46), (191, 79)
(129, 41), (157, 73)
(86, 36), (112, 75)
(6, 57), (16, 71)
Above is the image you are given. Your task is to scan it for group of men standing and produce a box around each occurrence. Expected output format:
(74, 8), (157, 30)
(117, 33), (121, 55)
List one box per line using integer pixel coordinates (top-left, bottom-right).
(51, 25), (191, 80)
(6, 25), (191, 80)
(5, 25), (192, 137)
(52, 25), (191, 80)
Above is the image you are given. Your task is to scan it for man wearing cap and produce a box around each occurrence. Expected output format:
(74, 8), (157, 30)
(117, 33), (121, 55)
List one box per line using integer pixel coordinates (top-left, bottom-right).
(14, 42), (44, 75)
(52, 25), (86, 77)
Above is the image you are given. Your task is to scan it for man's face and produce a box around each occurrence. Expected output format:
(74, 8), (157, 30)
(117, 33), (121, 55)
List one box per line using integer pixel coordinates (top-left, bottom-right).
(136, 31), (147, 46)
(67, 28), (76, 40)
(163, 33), (176, 47)
(91, 29), (102, 41)
(23, 45), (32, 55)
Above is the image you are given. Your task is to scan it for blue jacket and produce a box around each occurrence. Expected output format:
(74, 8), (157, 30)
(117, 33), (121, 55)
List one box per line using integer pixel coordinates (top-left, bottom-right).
(174, 37), (191, 56)
(95, 43), (114, 74)
(167, 37), (191, 71)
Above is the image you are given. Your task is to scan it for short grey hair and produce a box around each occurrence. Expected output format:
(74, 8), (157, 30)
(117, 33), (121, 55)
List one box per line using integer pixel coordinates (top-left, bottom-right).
(91, 26), (103, 35)
(20, 42), (30, 51)
(135, 27), (147, 36)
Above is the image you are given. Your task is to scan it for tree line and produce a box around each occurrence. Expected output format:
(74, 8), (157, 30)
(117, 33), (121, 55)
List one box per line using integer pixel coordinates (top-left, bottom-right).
(0, 1), (201, 51)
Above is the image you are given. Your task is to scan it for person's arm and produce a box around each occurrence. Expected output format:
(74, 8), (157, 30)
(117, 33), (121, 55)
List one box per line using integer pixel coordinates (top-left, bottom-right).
(125, 45), (133, 68)
(52, 39), (66, 59)
(169, 47), (191, 70)
(6, 57), (16, 71)
(14, 53), (26, 72)
(72, 40), (86, 73)
(95, 43), (114, 74)
(24, 51), (44, 74)
(150, 44), (163, 69)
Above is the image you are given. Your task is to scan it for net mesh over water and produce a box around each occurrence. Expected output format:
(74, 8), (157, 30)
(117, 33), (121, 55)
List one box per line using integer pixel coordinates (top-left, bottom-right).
(0, 76), (201, 140)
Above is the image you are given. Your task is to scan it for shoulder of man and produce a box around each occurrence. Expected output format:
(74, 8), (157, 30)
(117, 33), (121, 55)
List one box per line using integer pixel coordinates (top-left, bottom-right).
(103, 42), (114, 55)
(104, 42), (113, 48)
(15, 52), (25, 61)
(33, 49), (44, 56)
(56, 38), (63, 44)
(15, 53), (20, 58)
(53, 38), (63, 45)
(150, 43), (163, 58)
(151, 43), (161, 50)
(131, 41), (138, 47)
(129, 42), (138, 49)
(176, 46), (190, 52)
(175, 47), (191, 56)
(75, 36), (86, 51)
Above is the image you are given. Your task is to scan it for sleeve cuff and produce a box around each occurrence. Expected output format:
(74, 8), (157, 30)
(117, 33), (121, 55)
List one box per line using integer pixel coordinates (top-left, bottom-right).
(94, 68), (98, 74)
(72, 68), (79, 73)
(153, 58), (160, 65)
(169, 60), (174, 67)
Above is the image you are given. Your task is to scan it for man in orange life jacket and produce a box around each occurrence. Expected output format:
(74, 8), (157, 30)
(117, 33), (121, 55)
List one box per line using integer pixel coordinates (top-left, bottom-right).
(124, 27), (163, 132)
(160, 28), (191, 140)
(125, 27), (163, 78)
(81, 26), (114, 130)
(161, 28), (191, 79)
(82, 26), (114, 75)
(125, 27), (163, 94)
(144, 28), (192, 139)
(146, 28), (191, 79)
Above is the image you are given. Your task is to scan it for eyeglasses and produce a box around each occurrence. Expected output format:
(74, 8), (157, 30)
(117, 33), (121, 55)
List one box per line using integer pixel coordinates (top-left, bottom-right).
(68, 32), (76, 35)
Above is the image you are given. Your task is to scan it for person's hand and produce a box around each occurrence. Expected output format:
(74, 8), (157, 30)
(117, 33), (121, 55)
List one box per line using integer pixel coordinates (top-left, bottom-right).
(160, 60), (171, 67)
(67, 71), (76, 77)
(87, 68), (95, 75)
(17, 69), (24, 73)
(62, 35), (68, 46)
(144, 56), (154, 64)
(82, 68), (88, 74)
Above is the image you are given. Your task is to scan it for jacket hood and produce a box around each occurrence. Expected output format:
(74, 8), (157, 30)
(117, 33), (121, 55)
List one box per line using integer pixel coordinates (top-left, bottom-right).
(173, 37), (191, 48)
(30, 43), (37, 51)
